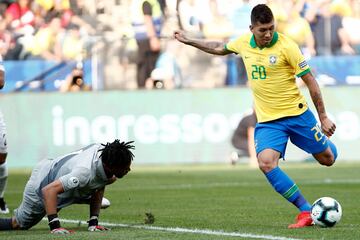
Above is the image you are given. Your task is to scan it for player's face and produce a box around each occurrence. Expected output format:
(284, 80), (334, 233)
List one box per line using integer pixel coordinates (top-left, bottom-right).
(113, 164), (131, 179)
(103, 162), (131, 179)
(250, 21), (275, 47)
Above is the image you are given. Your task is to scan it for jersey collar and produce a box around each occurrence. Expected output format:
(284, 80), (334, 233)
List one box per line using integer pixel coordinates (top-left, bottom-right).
(250, 32), (279, 49)
(96, 152), (109, 181)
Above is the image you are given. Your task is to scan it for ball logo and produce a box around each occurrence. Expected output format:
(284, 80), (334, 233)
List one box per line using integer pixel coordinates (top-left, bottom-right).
(68, 177), (80, 188)
(312, 210), (320, 217)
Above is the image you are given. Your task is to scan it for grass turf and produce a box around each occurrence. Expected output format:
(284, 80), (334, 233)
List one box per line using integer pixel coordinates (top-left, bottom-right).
(0, 162), (359, 240)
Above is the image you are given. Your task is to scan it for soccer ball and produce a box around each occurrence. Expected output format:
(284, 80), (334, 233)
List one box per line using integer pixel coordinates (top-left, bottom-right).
(311, 197), (342, 227)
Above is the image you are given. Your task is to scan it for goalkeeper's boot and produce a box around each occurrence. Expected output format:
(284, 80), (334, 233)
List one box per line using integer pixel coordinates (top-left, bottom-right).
(0, 198), (9, 214)
(288, 211), (313, 229)
(76, 197), (110, 209)
(101, 197), (110, 209)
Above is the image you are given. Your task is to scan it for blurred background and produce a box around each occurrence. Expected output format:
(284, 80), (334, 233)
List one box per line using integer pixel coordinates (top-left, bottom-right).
(0, 0), (360, 168)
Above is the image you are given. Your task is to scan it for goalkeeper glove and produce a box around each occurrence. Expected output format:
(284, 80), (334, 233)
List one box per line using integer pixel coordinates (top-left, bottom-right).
(87, 215), (110, 232)
(51, 228), (74, 234)
(88, 225), (110, 231)
(48, 214), (74, 234)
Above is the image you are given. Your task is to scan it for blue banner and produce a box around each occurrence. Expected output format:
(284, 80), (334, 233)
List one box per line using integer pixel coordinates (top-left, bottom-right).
(309, 56), (360, 85)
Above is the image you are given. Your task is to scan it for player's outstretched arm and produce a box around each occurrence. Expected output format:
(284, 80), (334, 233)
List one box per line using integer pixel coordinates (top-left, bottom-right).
(88, 187), (110, 232)
(42, 180), (73, 234)
(89, 187), (104, 218)
(174, 30), (232, 56)
(301, 72), (336, 137)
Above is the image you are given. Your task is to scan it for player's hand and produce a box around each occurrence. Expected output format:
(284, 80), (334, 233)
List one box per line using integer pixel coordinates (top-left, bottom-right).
(320, 117), (336, 137)
(50, 228), (74, 234)
(88, 225), (110, 231)
(174, 30), (189, 44)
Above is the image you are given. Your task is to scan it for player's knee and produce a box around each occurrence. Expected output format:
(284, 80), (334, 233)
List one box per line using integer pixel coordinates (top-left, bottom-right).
(257, 150), (279, 173)
(258, 159), (276, 173)
(320, 158), (334, 167)
(316, 154), (335, 167)
(0, 153), (6, 165)
(9, 217), (21, 230)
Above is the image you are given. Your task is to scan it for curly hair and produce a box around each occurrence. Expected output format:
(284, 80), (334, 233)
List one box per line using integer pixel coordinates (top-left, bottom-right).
(251, 4), (274, 25)
(98, 140), (135, 169)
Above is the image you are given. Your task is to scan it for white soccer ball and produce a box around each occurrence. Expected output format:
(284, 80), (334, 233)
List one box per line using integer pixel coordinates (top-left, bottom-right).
(311, 197), (342, 227)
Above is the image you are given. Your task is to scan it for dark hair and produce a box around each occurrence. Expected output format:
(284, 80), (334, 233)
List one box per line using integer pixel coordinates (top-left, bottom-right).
(251, 4), (274, 25)
(98, 140), (135, 169)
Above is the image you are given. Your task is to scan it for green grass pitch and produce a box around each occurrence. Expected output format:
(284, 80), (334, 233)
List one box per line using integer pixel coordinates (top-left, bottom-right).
(0, 162), (359, 240)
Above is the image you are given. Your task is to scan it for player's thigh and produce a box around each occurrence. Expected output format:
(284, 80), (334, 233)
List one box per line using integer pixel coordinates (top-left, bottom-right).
(288, 109), (329, 155)
(15, 185), (46, 229)
(255, 122), (289, 158)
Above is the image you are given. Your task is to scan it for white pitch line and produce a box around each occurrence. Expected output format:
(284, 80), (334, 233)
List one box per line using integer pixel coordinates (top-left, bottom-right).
(58, 218), (303, 240)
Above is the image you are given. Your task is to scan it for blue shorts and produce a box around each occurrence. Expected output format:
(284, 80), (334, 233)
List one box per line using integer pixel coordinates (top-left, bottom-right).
(254, 109), (329, 159)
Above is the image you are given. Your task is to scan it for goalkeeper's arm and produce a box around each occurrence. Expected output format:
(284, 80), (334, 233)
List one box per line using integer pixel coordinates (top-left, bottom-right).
(88, 187), (110, 231)
(42, 180), (72, 233)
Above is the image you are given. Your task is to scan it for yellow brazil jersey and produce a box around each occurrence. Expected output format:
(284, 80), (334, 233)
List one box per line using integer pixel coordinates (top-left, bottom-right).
(225, 32), (310, 123)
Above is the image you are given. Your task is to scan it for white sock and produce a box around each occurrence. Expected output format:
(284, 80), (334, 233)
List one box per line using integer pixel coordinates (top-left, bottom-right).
(0, 163), (8, 198)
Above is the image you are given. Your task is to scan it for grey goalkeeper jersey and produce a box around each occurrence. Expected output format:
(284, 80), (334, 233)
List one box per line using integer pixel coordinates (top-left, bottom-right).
(29, 143), (109, 209)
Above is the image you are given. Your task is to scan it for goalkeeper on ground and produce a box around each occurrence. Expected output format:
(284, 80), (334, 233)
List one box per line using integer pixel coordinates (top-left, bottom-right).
(0, 139), (134, 234)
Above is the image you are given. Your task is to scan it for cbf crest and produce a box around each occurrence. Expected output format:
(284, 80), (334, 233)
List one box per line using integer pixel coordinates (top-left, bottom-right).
(269, 55), (277, 65)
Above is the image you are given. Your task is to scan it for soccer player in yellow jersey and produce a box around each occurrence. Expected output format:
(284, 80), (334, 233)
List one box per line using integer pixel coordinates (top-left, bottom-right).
(174, 4), (338, 228)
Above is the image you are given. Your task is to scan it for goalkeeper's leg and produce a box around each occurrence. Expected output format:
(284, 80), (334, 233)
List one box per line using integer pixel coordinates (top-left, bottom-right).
(0, 154), (9, 214)
(0, 217), (19, 230)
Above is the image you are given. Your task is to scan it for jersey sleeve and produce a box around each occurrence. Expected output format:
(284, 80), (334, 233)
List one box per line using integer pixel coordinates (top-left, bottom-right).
(0, 54), (4, 72)
(225, 37), (242, 55)
(285, 40), (310, 77)
(59, 167), (91, 192)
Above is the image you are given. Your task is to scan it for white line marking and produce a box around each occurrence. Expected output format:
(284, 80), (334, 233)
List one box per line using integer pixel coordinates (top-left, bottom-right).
(56, 218), (303, 240)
